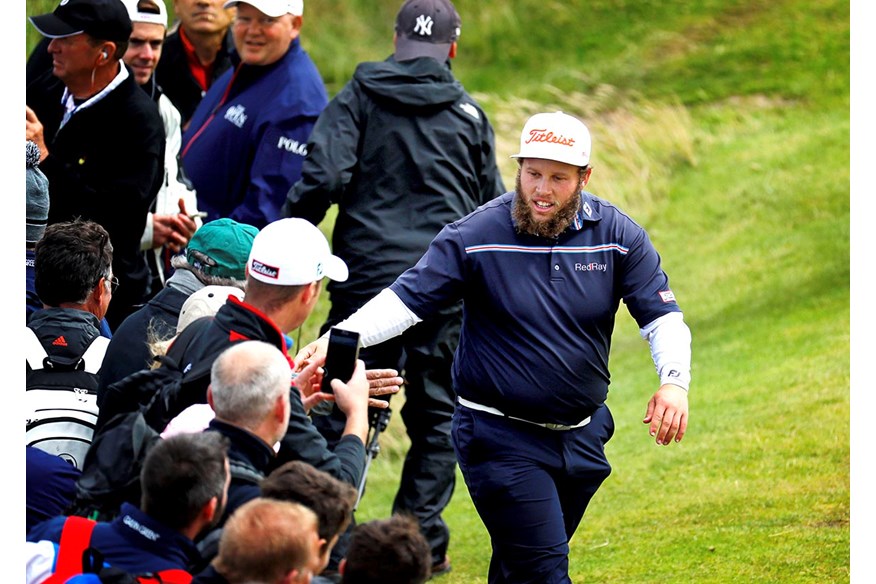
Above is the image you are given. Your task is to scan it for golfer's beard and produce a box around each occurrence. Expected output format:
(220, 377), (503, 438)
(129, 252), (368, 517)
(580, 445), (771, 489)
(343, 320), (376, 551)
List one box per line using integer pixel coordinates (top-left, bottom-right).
(512, 172), (581, 239)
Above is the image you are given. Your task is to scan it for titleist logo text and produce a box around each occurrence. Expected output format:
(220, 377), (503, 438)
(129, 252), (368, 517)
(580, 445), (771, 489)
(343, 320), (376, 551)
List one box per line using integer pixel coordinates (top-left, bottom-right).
(524, 128), (575, 147)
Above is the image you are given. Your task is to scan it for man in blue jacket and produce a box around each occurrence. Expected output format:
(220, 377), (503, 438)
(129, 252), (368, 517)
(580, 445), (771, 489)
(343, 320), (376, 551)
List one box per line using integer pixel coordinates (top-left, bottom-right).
(180, 0), (327, 229)
(27, 431), (231, 577)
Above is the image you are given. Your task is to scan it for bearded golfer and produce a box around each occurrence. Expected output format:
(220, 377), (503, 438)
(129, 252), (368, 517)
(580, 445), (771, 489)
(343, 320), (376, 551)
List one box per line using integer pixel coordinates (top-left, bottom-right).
(296, 111), (692, 584)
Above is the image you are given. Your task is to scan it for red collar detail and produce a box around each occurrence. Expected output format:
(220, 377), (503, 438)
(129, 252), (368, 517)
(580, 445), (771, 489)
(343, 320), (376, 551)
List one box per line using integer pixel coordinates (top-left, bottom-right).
(178, 27), (213, 92)
(228, 330), (249, 342)
(227, 295), (288, 354)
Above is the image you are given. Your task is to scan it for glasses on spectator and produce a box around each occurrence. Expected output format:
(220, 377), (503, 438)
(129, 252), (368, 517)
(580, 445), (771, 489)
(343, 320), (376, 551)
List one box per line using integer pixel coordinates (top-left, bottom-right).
(104, 275), (119, 294)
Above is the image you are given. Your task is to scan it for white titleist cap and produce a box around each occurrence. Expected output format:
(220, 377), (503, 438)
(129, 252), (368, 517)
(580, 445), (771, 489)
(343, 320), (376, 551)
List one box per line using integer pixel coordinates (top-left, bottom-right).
(247, 218), (348, 286)
(124, 0), (168, 27)
(510, 111), (592, 167)
(223, 0), (303, 17)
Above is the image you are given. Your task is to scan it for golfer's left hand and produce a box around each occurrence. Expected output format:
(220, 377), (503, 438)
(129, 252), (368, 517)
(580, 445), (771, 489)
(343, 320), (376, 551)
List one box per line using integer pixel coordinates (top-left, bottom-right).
(643, 384), (688, 445)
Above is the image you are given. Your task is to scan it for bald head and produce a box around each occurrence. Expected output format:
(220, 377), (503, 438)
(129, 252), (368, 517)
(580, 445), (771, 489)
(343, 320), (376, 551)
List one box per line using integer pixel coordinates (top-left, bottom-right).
(209, 341), (292, 429)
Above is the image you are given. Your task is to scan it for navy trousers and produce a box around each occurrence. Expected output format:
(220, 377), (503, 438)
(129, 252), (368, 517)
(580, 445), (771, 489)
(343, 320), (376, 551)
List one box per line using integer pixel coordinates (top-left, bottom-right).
(452, 403), (614, 584)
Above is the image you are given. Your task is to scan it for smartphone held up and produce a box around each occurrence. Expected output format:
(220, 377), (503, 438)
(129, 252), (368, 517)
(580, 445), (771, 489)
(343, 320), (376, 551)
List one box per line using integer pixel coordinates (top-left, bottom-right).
(321, 327), (361, 394)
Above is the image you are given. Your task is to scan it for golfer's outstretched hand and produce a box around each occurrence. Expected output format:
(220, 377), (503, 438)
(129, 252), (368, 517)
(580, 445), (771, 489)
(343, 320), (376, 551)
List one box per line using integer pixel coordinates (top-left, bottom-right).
(643, 384), (688, 445)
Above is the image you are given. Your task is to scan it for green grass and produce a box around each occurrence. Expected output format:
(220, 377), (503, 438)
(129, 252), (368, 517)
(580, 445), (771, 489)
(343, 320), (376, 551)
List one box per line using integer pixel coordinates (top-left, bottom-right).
(26, 0), (849, 581)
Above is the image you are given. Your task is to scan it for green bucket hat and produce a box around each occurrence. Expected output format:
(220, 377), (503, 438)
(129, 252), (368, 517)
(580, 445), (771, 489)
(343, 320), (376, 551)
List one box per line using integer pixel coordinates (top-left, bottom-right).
(186, 218), (259, 280)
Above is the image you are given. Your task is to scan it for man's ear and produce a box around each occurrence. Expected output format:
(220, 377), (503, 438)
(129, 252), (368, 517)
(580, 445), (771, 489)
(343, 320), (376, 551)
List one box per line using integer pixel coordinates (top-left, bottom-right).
(448, 41), (457, 59)
(274, 392), (288, 424)
(98, 42), (116, 63)
(317, 536), (330, 560)
(87, 276), (110, 315)
(92, 276), (108, 301)
(206, 386), (216, 410)
(581, 166), (593, 188)
(300, 280), (320, 305)
(202, 495), (219, 523)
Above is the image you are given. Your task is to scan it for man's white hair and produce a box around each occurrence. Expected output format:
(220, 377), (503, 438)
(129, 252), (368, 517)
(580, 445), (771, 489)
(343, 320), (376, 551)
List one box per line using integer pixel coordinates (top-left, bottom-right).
(210, 340), (291, 429)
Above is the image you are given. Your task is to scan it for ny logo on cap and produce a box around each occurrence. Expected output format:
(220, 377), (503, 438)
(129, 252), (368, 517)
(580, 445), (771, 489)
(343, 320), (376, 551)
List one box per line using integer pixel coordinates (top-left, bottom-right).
(413, 14), (434, 36)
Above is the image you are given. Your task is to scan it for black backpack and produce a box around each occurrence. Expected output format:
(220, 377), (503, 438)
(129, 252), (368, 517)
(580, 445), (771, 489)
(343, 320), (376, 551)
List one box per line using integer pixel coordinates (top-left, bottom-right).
(95, 316), (215, 433)
(25, 327), (109, 470)
(67, 410), (161, 522)
(69, 317), (218, 521)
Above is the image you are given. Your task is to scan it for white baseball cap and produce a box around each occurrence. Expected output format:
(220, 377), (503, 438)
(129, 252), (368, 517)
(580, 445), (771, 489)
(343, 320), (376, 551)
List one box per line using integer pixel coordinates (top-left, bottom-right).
(123, 0), (168, 27)
(223, 0), (303, 17)
(177, 285), (245, 333)
(247, 218), (348, 286)
(510, 111), (592, 167)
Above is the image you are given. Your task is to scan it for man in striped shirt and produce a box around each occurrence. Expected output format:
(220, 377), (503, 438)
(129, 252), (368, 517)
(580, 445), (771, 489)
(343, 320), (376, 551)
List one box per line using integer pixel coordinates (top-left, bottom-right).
(297, 111), (692, 584)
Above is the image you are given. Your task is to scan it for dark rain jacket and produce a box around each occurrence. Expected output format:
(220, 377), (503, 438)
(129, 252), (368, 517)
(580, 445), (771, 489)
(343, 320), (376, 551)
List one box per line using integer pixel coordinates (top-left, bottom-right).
(162, 296), (366, 487)
(283, 55), (506, 309)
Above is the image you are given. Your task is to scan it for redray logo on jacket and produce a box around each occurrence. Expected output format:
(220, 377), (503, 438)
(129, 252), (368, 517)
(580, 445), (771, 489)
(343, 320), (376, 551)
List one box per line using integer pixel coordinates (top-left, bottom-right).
(251, 259), (279, 280)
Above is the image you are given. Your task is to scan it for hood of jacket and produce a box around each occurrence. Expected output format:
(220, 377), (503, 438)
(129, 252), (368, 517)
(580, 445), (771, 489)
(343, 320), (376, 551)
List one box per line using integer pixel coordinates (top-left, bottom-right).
(353, 55), (464, 112)
(28, 307), (102, 366)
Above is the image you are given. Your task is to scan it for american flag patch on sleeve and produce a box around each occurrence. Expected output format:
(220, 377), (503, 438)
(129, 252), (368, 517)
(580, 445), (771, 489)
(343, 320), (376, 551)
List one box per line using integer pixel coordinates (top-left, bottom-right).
(659, 290), (676, 303)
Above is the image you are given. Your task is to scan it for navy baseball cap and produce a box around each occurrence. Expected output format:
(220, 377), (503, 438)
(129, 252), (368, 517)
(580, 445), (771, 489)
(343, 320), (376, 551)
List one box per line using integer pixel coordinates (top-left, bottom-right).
(29, 0), (132, 43)
(394, 0), (461, 63)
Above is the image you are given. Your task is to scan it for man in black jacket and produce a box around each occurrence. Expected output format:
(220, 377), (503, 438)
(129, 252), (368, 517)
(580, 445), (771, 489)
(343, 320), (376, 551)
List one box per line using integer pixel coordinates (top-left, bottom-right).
(154, 0), (237, 127)
(26, 0), (166, 331)
(283, 0), (506, 573)
(128, 218), (399, 488)
(203, 340), (315, 527)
